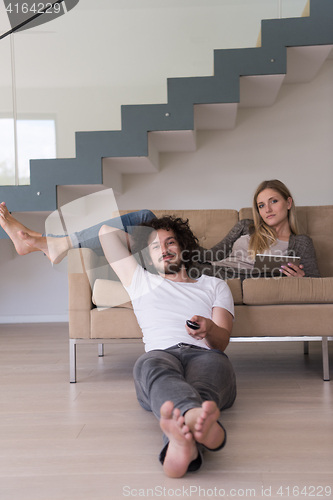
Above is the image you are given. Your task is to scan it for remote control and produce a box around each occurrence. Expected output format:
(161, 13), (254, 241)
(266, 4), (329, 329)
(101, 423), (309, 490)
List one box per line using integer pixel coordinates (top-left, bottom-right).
(186, 320), (200, 330)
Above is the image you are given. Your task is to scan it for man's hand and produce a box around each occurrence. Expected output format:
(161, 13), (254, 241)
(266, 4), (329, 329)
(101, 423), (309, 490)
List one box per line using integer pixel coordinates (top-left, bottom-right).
(185, 308), (233, 352)
(185, 315), (211, 341)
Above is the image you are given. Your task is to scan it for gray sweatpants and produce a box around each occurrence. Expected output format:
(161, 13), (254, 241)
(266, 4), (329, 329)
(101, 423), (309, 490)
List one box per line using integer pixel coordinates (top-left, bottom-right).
(133, 343), (237, 471)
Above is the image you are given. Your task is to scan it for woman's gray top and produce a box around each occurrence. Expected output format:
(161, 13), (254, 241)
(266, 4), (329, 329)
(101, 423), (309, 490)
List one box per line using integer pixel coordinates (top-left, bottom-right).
(192, 219), (320, 280)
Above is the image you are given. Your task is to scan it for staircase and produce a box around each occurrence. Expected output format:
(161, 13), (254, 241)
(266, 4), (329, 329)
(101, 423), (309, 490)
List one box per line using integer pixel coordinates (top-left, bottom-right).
(1, 0), (333, 238)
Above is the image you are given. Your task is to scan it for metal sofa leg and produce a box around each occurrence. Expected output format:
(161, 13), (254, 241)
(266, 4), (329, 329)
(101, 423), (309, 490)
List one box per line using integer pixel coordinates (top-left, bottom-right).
(322, 337), (330, 381)
(69, 339), (77, 383)
(303, 341), (309, 355)
(98, 343), (104, 357)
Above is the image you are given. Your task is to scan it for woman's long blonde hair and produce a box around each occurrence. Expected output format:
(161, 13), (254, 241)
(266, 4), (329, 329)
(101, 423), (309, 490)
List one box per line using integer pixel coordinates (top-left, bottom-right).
(248, 179), (299, 257)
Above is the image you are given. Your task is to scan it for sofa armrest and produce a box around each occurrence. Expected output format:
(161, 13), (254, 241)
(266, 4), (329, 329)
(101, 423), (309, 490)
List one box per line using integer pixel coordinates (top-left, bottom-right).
(68, 248), (99, 339)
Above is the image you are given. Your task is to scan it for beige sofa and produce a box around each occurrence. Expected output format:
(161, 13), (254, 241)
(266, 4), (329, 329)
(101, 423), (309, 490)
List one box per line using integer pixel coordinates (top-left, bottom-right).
(68, 206), (333, 383)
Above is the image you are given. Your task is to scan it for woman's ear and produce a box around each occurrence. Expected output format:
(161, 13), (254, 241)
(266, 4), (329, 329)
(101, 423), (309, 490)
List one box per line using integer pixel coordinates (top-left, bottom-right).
(287, 197), (293, 210)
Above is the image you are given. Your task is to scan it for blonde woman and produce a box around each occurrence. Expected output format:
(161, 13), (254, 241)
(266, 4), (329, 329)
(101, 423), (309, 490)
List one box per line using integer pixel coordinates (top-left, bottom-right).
(195, 179), (320, 280)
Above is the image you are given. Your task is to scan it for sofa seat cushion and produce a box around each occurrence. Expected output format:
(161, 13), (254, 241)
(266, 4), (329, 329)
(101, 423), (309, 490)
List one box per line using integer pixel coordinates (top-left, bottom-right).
(92, 277), (243, 308)
(242, 277), (333, 305)
(90, 307), (142, 339)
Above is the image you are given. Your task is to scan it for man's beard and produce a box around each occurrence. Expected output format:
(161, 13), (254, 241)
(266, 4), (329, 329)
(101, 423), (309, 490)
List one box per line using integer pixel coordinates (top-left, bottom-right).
(157, 253), (183, 275)
(164, 260), (183, 275)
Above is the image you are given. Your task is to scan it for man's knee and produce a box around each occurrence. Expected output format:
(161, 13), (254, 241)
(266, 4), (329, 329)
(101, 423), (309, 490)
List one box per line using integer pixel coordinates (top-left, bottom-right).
(140, 210), (156, 222)
(190, 351), (235, 386)
(133, 351), (178, 381)
(133, 353), (158, 378)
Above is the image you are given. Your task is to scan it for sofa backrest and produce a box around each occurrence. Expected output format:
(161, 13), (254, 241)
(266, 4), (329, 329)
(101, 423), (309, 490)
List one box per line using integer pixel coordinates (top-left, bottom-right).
(145, 209), (239, 249)
(295, 206), (333, 278)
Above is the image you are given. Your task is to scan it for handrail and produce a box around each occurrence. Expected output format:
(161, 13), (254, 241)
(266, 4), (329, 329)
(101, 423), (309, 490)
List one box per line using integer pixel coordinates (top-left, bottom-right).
(0, 0), (65, 41)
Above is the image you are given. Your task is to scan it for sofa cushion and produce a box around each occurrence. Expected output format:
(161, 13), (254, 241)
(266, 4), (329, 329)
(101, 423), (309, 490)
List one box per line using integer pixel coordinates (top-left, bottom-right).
(239, 207), (252, 220)
(92, 277), (243, 308)
(92, 279), (132, 308)
(242, 277), (333, 305)
(225, 279), (243, 305)
(90, 307), (142, 339)
(296, 205), (333, 278)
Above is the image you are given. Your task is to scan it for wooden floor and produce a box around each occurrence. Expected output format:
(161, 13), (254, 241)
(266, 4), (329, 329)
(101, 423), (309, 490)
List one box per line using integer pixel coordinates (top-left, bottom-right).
(0, 323), (332, 500)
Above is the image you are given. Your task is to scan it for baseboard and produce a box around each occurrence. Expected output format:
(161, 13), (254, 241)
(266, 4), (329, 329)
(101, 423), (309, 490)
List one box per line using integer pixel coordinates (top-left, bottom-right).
(0, 315), (69, 324)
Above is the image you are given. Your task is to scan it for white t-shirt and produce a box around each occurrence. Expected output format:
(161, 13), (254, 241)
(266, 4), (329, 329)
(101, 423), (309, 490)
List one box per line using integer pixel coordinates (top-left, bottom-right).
(124, 265), (234, 352)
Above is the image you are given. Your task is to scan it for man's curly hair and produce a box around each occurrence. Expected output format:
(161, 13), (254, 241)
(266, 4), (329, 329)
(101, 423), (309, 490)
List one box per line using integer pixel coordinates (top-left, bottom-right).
(131, 215), (199, 272)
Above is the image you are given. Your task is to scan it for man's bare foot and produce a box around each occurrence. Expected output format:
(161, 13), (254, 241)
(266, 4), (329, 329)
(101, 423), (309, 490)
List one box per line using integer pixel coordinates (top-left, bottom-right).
(18, 231), (70, 264)
(160, 401), (198, 478)
(0, 202), (41, 255)
(185, 401), (225, 451)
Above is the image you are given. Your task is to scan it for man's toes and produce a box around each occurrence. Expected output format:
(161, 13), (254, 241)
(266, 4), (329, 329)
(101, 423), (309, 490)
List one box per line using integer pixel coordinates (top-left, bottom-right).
(175, 414), (185, 429)
(172, 408), (181, 421)
(160, 401), (174, 419)
(202, 401), (218, 414)
(181, 424), (192, 437)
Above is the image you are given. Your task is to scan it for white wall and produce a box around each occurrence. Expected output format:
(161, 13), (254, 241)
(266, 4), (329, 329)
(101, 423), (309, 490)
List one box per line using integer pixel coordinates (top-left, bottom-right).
(117, 60), (333, 211)
(0, 213), (69, 323)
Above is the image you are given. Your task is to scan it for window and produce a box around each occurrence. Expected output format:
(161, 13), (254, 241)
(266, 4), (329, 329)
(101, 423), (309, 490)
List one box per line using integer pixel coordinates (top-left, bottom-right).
(0, 118), (56, 185)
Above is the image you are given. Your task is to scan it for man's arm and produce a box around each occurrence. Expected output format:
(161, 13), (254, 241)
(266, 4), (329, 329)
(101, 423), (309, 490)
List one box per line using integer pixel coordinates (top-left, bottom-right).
(185, 307), (233, 352)
(99, 225), (138, 287)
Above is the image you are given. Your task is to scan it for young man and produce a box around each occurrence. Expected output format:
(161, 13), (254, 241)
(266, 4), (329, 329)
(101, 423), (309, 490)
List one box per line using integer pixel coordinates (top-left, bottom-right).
(99, 215), (236, 478)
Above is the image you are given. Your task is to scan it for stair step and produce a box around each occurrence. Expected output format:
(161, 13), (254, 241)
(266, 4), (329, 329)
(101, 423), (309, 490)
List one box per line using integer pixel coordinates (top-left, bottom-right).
(284, 45), (333, 83)
(194, 103), (238, 131)
(239, 74), (285, 108)
(149, 130), (197, 153)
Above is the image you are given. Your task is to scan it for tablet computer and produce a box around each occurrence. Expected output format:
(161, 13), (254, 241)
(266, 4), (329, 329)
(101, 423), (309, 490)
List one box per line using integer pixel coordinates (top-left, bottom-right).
(254, 254), (301, 276)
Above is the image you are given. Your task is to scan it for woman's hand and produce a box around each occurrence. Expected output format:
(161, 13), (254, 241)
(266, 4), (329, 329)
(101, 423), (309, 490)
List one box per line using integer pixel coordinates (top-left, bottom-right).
(280, 263), (305, 277)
